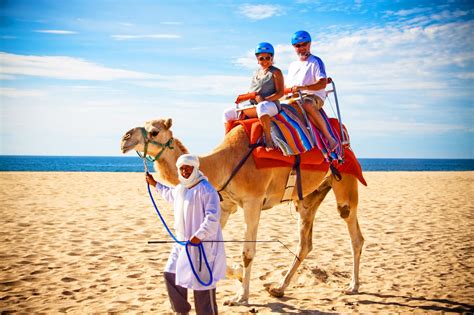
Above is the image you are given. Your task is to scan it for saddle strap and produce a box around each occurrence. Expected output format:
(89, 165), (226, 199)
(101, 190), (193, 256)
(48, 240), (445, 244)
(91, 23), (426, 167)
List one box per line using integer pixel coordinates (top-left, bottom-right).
(218, 143), (260, 201)
(294, 155), (303, 200)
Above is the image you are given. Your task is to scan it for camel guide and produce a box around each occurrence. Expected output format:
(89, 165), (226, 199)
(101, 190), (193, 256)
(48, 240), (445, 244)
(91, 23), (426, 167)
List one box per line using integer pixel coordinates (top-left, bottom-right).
(146, 154), (226, 315)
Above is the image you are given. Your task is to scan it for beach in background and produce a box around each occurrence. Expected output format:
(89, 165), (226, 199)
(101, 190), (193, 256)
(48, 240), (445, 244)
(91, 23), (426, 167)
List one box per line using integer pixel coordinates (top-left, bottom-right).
(1, 171), (473, 313)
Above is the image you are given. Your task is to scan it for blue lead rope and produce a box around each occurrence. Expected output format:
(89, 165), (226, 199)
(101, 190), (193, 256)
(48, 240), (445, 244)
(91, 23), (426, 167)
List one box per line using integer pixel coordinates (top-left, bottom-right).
(146, 182), (214, 286)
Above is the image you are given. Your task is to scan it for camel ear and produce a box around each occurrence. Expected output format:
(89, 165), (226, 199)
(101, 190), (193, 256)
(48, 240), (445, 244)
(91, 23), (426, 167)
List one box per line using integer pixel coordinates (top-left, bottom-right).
(164, 118), (172, 130)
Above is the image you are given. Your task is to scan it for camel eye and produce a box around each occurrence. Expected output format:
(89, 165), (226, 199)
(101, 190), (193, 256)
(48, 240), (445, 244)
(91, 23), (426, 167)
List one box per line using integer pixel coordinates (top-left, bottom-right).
(150, 130), (159, 137)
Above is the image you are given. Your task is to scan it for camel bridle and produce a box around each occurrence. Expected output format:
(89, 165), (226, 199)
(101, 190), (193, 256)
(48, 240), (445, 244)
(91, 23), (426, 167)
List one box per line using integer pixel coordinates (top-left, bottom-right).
(136, 127), (174, 163)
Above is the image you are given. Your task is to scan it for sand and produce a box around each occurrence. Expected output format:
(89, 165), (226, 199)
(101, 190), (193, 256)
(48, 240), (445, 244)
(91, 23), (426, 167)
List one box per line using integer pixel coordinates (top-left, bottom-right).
(1, 171), (473, 314)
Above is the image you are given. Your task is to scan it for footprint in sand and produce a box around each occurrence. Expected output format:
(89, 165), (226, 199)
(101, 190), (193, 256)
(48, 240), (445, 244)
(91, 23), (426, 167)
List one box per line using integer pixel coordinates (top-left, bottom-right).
(127, 273), (143, 279)
(61, 277), (77, 283)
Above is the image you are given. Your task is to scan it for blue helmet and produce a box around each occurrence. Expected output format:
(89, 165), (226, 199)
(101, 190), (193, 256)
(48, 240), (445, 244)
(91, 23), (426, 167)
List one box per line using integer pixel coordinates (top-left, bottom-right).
(255, 42), (274, 55)
(291, 30), (311, 45)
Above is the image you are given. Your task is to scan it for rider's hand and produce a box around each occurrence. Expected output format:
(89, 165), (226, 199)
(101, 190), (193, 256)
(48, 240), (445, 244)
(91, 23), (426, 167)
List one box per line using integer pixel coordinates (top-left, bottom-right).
(291, 85), (300, 93)
(189, 236), (201, 245)
(255, 94), (264, 103)
(146, 173), (157, 187)
(234, 95), (243, 104)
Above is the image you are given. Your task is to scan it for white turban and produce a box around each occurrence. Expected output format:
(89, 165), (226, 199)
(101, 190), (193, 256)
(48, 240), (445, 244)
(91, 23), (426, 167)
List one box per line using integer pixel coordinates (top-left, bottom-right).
(176, 154), (200, 169)
(176, 154), (203, 188)
(174, 154), (208, 242)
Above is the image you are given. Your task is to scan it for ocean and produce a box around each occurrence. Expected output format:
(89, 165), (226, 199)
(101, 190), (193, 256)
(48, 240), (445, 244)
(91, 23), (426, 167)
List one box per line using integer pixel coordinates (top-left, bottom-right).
(0, 155), (473, 172)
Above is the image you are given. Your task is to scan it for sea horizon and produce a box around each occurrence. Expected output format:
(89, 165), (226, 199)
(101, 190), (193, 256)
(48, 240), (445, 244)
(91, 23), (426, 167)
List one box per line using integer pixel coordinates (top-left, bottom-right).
(0, 155), (473, 172)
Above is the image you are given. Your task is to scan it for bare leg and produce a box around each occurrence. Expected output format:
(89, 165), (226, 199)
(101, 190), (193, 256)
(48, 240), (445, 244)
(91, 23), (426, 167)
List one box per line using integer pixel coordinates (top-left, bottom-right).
(259, 114), (275, 150)
(331, 174), (364, 293)
(268, 177), (332, 297)
(303, 101), (337, 150)
(224, 200), (262, 305)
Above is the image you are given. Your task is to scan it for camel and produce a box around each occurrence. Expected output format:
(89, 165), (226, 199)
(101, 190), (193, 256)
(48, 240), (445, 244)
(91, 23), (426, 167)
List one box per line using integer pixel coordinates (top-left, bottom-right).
(120, 118), (364, 305)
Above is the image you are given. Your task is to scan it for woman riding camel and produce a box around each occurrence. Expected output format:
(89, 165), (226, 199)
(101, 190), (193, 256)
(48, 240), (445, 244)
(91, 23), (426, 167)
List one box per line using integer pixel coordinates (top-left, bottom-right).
(223, 42), (285, 150)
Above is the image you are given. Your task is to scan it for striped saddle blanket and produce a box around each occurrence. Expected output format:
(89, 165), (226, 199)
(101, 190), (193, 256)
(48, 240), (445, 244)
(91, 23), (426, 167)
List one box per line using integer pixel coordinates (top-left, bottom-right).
(270, 104), (346, 160)
(226, 109), (366, 186)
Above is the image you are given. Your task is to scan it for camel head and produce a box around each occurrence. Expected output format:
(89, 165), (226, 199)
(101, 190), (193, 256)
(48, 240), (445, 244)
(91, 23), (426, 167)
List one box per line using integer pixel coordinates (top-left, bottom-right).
(120, 118), (174, 158)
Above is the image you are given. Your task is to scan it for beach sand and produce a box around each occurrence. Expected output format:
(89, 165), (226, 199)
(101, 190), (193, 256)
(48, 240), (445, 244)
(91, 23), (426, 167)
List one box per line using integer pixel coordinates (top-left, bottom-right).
(1, 171), (473, 313)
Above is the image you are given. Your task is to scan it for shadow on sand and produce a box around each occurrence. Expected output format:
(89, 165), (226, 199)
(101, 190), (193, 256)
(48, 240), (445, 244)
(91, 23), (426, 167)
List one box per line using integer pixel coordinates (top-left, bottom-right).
(242, 291), (473, 314)
(357, 291), (474, 313)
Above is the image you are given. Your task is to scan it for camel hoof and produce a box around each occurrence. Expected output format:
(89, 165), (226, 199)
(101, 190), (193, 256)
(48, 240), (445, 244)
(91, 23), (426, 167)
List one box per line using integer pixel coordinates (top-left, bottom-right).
(265, 284), (285, 298)
(223, 295), (248, 306)
(344, 283), (359, 295)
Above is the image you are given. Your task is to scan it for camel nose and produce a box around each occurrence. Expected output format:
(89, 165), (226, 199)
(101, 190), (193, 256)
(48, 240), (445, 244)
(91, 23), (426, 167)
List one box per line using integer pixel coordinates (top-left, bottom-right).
(121, 128), (139, 153)
(122, 132), (131, 141)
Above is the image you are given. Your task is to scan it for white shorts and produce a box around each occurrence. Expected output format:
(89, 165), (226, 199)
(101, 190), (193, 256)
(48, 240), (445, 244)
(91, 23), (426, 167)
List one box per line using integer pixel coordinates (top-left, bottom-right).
(222, 101), (279, 122)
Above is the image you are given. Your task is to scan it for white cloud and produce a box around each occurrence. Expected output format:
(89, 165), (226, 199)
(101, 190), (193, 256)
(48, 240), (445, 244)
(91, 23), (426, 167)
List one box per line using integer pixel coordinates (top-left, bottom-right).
(456, 72), (474, 79)
(0, 87), (47, 98)
(34, 30), (77, 34)
(0, 74), (16, 80)
(384, 7), (432, 17)
(238, 4), (284, 20)
(111, 34), (180, 40)
(352, 119), (470, 135)
(133, 75), (249, 96)
(317, 20), (474, 92)
(0, 52), (159, 81)
(0, 52), (248, 96)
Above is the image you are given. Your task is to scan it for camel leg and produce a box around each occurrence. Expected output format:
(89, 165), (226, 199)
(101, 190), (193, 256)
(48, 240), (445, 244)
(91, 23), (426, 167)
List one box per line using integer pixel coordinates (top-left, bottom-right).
(220, 200), (244, 281)
(219, 199), (236, 229)
(268, 177), (332, 297)
(331, 174), (364, 294)
(224, 200), (262, 306)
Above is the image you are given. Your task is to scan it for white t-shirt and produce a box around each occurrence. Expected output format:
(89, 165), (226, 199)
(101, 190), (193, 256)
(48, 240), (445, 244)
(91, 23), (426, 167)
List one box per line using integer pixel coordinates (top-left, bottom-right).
(287, 54), (327, 101)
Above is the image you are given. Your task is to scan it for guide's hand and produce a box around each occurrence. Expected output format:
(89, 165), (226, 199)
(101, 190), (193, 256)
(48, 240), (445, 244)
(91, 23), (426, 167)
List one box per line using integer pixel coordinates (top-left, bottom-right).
(189, 236), (201, 245)
(145, 173), (157, 187)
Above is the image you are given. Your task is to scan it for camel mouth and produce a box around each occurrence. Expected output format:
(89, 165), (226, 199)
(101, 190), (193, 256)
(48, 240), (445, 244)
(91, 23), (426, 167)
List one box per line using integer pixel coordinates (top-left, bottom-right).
(121, 141), (137, 154)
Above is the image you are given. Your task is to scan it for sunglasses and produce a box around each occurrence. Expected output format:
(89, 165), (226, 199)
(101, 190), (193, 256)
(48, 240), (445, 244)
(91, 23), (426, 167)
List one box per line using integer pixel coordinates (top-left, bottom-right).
(258, 56), (272, 61)
(294, 42), (309, 48)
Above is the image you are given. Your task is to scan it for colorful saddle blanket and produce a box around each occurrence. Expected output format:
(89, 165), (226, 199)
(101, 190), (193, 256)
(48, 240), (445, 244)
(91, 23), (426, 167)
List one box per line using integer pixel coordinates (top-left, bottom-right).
(227, 109), (367, 186)
(271, 104), (345, 161)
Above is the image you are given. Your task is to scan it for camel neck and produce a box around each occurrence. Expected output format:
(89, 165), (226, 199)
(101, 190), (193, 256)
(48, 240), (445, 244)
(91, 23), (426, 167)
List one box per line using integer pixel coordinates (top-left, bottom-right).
(154, 158), (179, 186)
(152, 138), (188, 186)
(199, 137), (249, 190)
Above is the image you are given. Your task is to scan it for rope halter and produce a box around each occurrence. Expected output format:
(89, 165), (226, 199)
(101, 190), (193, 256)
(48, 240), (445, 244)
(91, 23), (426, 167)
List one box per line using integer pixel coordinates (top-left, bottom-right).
(136, 127), (174, 164)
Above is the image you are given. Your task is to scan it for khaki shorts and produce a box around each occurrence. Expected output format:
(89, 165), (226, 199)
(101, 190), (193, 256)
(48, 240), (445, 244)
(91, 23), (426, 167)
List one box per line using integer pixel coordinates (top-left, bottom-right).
(303, 95), (324, 110)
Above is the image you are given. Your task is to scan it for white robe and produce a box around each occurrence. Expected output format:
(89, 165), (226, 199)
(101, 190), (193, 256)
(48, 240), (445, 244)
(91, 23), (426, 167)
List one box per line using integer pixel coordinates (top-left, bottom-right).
(155, 179), (226, 290)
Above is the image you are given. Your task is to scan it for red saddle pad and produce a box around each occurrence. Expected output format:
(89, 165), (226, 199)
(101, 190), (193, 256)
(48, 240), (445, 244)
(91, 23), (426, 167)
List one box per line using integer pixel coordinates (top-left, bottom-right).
(227, 118), (367, 186)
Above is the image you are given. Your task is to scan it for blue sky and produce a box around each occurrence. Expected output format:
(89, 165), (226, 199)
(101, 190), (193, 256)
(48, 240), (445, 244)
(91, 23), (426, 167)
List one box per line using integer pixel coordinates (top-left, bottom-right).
(1, 0), (473, 158)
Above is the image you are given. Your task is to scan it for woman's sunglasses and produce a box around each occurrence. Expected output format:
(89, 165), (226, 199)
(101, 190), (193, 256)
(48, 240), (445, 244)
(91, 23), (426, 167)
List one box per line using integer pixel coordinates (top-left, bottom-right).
(258, 56), (272, 61)
(294, 42), (309, 48)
